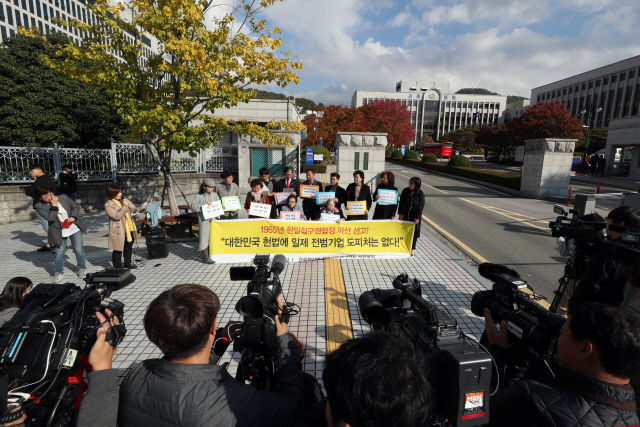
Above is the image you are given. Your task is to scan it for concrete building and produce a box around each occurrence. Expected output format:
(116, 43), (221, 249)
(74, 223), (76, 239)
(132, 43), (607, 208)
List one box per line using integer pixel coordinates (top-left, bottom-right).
(531, 56), (640, 179)
(209, 99), (302, 125)
(505, 99), (531, 123)
(352, 80), (507, 147)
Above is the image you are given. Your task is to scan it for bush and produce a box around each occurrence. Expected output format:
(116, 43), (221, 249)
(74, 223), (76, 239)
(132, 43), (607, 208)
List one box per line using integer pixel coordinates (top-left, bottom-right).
(303, 162), (327, 173)
(391, 150), (403, 158)
(300, 145), (331, 161)
(422, 154), (438, 163)
(403, 150), (420, 160)
(448, 155), (471, 167)
(486, 155), (516, 165)
(385, 148), (394, 157)
(387, 158), (521, 190)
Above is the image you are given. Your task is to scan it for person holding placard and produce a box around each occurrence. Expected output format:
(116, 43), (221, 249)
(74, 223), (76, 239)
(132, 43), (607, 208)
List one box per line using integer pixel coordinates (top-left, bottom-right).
(315, 198), (345, 223)
(346, 170), (372, 221)
(259, 167), (278, 219)
(215, 171), (240, 220)
(398, 176), (426, 257)
(190, 178), (221, 264)
(280, 194), (305, 220)
(245, 178), (272, 218)
(326, 172), (348, 213)
(301, 169), (323, 221)
(372, 171), (398, 220)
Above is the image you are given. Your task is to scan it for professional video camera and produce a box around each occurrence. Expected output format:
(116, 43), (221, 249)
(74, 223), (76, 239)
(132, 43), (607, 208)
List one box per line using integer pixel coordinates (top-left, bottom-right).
(358, 274), (492, 427)
(229, 254), (298, 390)
(471, 263), (565, 375)
(0, 269), (132, 427)
(600, 224), (640, 266)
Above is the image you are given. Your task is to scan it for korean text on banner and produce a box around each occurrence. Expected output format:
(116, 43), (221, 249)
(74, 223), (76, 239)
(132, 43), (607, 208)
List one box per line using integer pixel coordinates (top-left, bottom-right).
(347, 201), (366, 215)
(280, 211), (301, 221)
(377, 189), (398, 205)
(301, 185), (319, 199)
(316, 192), (335, 205)
(249, 202), (271, 218)
(202, 201), (224, 220)
(210, 219), (415, 262)
(221, 196), (241, 212)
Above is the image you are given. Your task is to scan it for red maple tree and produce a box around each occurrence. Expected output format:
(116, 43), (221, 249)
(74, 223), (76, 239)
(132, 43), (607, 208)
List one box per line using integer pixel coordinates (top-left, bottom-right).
(507, 102), (585, 145)
(360, 100), (414, 148)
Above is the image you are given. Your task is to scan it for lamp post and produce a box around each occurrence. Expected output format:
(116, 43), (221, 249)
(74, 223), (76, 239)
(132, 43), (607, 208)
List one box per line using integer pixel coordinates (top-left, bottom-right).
(580, 104), (603, 165)
(315, 117), (319, 146)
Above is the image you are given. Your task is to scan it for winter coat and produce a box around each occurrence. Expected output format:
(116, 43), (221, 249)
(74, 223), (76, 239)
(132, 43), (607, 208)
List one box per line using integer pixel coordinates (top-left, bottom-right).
(345, 183), (372, 221)
(191, 192), (221, 251)
(245, 191), (271, 218)
(105, 199), (138, 252)
(25, 174), (57, 207)
(372, 183), (398, 220)
(34, 194), (86, 246)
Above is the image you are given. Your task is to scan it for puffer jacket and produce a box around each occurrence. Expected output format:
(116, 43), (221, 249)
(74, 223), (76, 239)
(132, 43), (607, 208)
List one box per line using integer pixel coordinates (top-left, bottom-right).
(489, 346), (639, 427)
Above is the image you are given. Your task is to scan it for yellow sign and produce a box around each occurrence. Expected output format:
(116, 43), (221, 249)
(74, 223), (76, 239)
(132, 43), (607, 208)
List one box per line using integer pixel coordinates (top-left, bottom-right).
(209, 219), (415, 262)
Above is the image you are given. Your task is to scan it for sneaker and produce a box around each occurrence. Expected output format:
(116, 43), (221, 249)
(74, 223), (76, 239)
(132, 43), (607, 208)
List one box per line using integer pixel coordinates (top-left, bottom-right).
(123, 264), (138, 269)
(78, 269), (87, 279)
(38, 245), (54, 252)
(52, 272), (64, 282)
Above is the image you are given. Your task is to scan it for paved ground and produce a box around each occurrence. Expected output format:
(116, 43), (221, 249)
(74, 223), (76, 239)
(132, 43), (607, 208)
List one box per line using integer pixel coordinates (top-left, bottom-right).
(0, 176), (488, 389)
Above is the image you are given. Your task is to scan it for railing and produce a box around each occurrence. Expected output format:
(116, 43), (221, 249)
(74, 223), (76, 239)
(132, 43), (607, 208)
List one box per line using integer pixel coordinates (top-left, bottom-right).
(0, 142), (238, 184)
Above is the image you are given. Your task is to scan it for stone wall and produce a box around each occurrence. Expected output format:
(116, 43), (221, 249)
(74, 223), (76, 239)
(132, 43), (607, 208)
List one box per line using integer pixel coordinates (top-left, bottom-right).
(0, 173), (221, 225)
(520, 138), (576, 200)
(335, 132), (387, 188)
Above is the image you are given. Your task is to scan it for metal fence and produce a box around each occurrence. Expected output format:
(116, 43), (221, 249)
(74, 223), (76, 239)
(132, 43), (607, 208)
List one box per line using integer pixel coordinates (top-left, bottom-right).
(0, 143), (238, 184)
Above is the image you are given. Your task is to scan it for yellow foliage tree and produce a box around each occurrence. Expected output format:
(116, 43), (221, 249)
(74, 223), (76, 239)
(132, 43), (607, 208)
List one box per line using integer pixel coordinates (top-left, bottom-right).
(21, 0), (303, 214)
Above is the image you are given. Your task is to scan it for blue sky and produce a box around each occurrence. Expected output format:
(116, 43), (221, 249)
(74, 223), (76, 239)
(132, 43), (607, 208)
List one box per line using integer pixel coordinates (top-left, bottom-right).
(249, 0), (640, 106)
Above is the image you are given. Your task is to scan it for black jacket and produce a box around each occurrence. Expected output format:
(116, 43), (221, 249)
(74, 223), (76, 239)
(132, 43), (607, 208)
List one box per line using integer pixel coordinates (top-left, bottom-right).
(276, 178), (301, 194)
(34, 194), (86, 246)
(372, 184), (398, 220)
(345, 183), (372, 220)
(324, 185), (348, 211)
(489, 346), (638, 427)
(25, 174), (57, 207)
(398, 188), (425, 222)
(58, 172), (78, 194)
(301, 180), (323, 219)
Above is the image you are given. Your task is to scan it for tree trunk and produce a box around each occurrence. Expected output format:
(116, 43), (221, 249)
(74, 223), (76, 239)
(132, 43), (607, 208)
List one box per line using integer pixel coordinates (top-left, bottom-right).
(161, 152), (180, 217)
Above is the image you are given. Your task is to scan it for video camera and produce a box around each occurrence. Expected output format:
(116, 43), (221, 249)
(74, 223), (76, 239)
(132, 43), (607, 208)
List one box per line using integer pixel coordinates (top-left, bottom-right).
(471, 264), (565, 373)
(359, 274), (492, 427)
(548, 204), (606, 244)
(229, 254), (298, 390)
(601, 224), (640, 266)
(0, 269), (132, 427)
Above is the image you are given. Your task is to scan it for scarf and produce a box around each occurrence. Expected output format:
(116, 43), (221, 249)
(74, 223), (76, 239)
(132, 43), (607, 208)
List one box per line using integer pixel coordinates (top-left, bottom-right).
(112, 199), (135, 242)
(251, 189), (264, 202)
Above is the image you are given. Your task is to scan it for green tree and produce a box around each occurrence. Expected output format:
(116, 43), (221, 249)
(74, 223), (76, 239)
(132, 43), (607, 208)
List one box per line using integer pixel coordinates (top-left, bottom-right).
(23, 0), (302, 214)
(416, 133), (433, 152)
(0, 34), (129, 148)
(439, 126), (480, 153)
(577, 126), (608, 154)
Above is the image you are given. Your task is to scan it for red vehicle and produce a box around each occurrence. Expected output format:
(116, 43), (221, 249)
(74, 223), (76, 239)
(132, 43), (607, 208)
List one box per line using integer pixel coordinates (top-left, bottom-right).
(422, 142), (454, 160)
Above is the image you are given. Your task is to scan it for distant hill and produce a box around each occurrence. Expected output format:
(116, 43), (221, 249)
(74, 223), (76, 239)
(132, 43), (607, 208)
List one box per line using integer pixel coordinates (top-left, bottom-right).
(455, 88), (529, 105)
(250, 89), (320, 112)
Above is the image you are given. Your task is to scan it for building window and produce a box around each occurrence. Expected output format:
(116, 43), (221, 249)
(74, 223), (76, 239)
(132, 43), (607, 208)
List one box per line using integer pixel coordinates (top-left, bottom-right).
(568, 87), (572, 94)
(630, 69), (636, 79)
(614, 87), (624, 117)
(588, 81), (593, 89)
(633, 84), (640, 116)
(621, 72), (626, 81)
(552, 91), (556, 98)
(567, 99), (572, 110)
(581, 83), (586, 91)
(563, 88), (567, 95)
(575, 85), (580, 92)
(31, 16), (35, 26)
(603, 76), (609, 85)
(0, 25), (6, 41)
(596, 79), (601, 87)
(622, 85), (633, 116)
(612, 74), (618, 83)
(15, 11), (20, 26)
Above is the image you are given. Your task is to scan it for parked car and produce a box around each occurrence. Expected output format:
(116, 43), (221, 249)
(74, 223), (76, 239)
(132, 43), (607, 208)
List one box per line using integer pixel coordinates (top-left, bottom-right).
(571, 157), (581, 171)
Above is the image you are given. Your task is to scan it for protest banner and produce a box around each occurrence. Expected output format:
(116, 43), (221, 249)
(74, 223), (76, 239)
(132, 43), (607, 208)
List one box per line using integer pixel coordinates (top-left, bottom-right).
(221, 196), (241, 212)
(316, 192), (335, 205)
(377, 189), (398, 205)
(249, 202), (272, 218)
(300, 185), (319, 198)
(209, 219), (415, 263)
(280, 211), (301, 221)
(202, 201), (224, 220)
(347, 201), (366, 215)
(274, 192), (292, 205)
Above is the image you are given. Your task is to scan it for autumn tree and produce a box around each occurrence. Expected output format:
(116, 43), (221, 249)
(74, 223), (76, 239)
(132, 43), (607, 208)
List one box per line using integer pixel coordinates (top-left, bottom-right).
(507, 102), (584, 145)
(302, 105), (365, 150)
(359, 100), (414, 148)
(22, 0), (302, 214)
(474, 123), (510, 152)
(577, 126), (608, 154)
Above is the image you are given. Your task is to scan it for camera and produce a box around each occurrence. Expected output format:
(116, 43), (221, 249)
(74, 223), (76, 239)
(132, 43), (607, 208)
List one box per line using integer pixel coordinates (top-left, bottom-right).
(548, 205), (606, 244)
(229, 254), (298, 390)
(471, 264), (565, 372)
(359, 274), (492, 427)
(0, 268), (132, 427)
(601, 224), (640, 266)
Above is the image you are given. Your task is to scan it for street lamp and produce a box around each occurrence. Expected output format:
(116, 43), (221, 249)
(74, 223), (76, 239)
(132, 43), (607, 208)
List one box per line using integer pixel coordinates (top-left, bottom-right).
(315, 117), (319, 146)
(580, 104), (603, 165)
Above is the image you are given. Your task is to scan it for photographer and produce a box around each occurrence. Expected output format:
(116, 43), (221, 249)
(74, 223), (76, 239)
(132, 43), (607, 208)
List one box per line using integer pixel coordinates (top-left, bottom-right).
(485, 303), (640, 427)
(296, 331), (432, 427)
(569, 206), (640, 311)
(78, 284), (304, 427)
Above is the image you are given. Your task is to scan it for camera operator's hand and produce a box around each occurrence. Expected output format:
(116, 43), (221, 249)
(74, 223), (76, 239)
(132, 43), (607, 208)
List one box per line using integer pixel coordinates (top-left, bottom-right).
(275, 315), (289, 337)
(484, 308), (508, 350)
(221, 321), (243, 341)
(89, 309), (119, 371)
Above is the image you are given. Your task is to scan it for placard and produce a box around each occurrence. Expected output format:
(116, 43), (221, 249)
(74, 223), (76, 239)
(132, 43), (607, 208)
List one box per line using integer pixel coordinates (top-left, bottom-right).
(347, 201), (366, 215)
(221, 196), (241, 212)
(377, 189), (398, 205)
(274, 192), (293, 206)
(300, 185), (319, 199)
(202, 201), (224, 220)
(249, 202), (272, 218)
(280, 211), (301, 221)
(316, 192), (335, 205)
(321, 213), (341, 222)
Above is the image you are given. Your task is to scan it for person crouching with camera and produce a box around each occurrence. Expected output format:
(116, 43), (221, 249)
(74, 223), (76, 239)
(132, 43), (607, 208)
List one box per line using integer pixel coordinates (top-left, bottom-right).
(77, 284), (304, 427)
(485, 303), (640, 427)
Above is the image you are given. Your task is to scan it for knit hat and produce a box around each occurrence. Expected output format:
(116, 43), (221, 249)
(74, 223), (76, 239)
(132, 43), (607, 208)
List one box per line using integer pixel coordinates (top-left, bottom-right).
(202, 178), (216, 187)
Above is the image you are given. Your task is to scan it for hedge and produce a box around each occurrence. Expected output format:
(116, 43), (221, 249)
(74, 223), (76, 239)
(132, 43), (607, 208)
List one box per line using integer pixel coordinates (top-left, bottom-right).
(422, 154), (438, 163)
(486, 155), (516, 165)
(388, 158), (521, 190)
(404, 150), (420, 160)
(303, 162), (327, 173)
(385, 148), (394, 157)
(391, 150), (403, 158)
(448, 155), (471, 167)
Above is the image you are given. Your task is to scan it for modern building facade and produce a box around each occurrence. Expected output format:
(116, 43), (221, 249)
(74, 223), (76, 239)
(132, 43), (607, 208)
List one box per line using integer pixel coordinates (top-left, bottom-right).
(352, 80), (506, 146)
(531, 55), (640, 178)
(504, 99), (530, 123)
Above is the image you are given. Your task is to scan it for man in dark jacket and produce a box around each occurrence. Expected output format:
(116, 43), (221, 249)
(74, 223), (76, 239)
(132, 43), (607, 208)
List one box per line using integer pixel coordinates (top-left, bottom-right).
(595, 155), (607, 177)
(260, 166), (278, 219)
(485, 303), (640, 427)
(25, 163), (57, 252)
(275, 167), (300, 214)
(589, 155), (599, 175)
(301, 169), (323, 221)
(58, 164), (78, 202)
(76, 284), (304, 427)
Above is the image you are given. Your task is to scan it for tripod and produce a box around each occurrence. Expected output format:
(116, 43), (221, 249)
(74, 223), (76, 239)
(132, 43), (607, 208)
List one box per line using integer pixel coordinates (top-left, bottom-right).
(550, 246), (588, 314)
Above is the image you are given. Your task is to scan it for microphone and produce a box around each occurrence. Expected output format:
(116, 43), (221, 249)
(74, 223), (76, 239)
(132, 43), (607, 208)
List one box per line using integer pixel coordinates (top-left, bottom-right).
(271, 254), (287, 276)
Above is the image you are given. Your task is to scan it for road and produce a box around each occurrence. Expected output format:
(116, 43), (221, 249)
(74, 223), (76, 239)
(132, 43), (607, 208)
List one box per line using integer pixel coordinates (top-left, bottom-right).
(384, 161), (633, 301)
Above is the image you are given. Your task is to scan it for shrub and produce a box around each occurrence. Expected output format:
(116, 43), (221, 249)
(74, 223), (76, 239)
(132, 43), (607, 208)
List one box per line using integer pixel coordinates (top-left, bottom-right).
(448, 155), (471, 167)
(300, 145), (331, 161)
(391, 150), (403, 158)
(385, 148), (394, 157)
(486, 155), (516, 165)
(403, 150), (420, 160)
(422, 154), (438, 163)
(304, 162), (327, 173)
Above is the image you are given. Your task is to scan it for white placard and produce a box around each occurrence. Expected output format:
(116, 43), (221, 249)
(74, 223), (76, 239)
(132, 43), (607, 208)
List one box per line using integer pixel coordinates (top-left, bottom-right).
(274, 192), (292, 205)
(321, 213), (340, 222)
(301, 185), (319, 199)
(314, 154), (324, 161)
(377, 189), (398, 205)
(249, 202), (272, 218)
(347, 201), (366, 215)
(262, 183), (271, 194)
(316, 192), (335, 205)
(202, 201), (224, 220)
